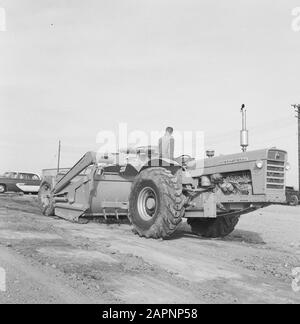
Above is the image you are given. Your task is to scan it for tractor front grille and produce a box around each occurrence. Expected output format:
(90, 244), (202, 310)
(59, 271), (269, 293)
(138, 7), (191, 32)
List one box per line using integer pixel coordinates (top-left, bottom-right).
(266, 160), (285, 189)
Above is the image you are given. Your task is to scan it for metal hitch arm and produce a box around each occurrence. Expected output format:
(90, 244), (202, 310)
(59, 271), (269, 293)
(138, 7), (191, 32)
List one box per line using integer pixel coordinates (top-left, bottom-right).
(53, 151), (97, 194)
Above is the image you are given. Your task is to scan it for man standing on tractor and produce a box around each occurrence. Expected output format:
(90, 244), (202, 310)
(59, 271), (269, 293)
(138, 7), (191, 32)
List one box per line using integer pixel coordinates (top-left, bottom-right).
(159, 127), (175, 160)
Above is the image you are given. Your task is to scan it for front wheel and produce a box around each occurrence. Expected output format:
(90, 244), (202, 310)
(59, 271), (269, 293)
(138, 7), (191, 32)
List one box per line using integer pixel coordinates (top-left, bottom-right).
(129, 168), (185, 239)
(187, 214), (240, 238)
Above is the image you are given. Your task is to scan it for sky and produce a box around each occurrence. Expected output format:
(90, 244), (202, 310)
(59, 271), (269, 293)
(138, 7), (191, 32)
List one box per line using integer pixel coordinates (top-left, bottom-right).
(0, 0), (300, 186)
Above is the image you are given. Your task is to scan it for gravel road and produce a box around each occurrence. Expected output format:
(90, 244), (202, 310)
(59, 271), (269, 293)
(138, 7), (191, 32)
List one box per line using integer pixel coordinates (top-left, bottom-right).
(0, 195), (299, 304)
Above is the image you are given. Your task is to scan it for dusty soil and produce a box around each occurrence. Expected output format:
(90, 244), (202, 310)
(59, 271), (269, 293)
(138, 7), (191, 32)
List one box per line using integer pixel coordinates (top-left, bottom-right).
(0, 194), (299, 304)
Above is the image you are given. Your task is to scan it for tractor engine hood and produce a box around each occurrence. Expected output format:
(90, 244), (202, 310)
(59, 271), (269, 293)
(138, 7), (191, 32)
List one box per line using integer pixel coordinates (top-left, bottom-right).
(189, 148), (287, 178)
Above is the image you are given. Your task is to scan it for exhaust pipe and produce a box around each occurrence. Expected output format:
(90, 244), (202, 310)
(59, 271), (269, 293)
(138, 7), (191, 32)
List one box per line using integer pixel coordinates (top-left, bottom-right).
(240, 104), (249, 152)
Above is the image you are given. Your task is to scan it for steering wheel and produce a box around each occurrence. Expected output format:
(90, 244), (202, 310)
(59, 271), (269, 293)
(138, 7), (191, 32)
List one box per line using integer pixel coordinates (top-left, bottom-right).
(175, 155), (194, 165)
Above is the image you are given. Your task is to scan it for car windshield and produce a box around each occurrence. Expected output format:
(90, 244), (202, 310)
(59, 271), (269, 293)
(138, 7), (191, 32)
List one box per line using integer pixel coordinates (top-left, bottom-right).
(2, 172), (39, 180)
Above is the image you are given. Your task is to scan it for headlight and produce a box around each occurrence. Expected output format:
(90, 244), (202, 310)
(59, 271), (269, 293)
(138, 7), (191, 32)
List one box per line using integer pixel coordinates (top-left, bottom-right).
(255, 160), (264, 169)
(286, 162), (291, 171)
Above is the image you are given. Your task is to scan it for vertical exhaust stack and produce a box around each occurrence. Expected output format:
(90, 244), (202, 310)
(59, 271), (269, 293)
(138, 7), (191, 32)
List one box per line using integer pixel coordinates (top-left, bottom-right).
(240, 104), (249, 152)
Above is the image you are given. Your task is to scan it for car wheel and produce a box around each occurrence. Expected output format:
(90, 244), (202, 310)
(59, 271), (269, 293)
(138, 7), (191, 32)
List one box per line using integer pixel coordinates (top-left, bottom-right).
(289, 195), (299, 206)
(0, 184), (6, 194)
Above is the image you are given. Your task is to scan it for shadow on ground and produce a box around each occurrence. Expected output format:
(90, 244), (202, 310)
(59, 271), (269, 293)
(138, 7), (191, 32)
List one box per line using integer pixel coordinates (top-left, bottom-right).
(169, 225), (266, 245)
(223, 230), (266, 245)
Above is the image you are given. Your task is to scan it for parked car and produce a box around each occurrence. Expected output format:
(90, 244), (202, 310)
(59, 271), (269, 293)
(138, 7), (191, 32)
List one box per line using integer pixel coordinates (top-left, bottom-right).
(286, 186), (299, 206)
(0, 172), (41, 194)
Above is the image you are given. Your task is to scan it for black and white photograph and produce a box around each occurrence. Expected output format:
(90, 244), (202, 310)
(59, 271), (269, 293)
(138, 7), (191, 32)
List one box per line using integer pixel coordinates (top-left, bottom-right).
(0, 0), (300, 308)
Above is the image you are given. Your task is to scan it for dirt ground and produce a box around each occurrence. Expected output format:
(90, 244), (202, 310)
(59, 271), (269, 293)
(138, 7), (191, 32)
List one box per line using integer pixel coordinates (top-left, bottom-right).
(0, 194), (299, 304)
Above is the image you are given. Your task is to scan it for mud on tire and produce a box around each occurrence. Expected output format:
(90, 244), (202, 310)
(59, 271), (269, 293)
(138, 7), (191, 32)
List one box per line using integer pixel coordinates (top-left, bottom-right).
(129, 167), (185, 239)
(187, 214), (240, 238)
(38, 182), (55, 216)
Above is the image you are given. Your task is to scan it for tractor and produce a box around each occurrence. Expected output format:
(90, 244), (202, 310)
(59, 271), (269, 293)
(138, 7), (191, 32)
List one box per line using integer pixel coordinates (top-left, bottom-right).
(38, 147), (288, 239)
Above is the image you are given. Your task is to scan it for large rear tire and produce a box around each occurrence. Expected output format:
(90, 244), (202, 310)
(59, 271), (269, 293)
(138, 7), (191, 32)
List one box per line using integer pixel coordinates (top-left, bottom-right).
(129, 168), (185, 239)
(187, 214), (240, 238)
(38, 182), (54, 216)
